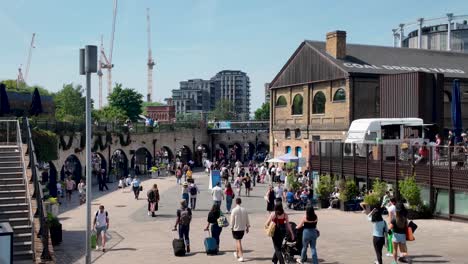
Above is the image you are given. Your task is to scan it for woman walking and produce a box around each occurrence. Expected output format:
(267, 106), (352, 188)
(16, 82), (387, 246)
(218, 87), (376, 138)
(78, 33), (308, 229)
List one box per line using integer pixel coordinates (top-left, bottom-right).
(204, 204), (223, 249)
(147, 184), (160, 217)
(225, 183), (235, 213)
(131, 176), (141, 200)
(266, 185), (275, 213)
(265, 203), (295, 264)
(389, 205), (409, 264)
(182, 182), (190, 206)
(234, 175), (243, 197)
(296, 205), (319, 264)
(243, 174), (252, 197)
(368, 207), (387, 264)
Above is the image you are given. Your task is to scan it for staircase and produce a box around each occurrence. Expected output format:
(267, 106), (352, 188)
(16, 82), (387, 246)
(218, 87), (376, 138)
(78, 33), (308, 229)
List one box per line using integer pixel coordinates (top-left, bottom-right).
(0, 145), (34, 261)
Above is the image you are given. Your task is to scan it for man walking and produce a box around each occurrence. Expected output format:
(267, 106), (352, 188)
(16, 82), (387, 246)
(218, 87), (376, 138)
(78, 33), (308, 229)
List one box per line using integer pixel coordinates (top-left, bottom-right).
(212, 182), (224, 207)
(230, 198), (250, 262)
(173, 200), (192, 253)
(93, 205), (109, 252)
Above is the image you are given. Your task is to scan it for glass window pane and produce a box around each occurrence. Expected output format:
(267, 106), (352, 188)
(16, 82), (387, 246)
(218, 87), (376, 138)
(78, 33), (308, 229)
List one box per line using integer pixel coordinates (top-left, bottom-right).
(292, 94), (303, 115)
(276, 96), (287, 106)
(333, 88), (346, 101)
(455, 191), (468, 216)
(435, 189), (449, 215)
(312, 92), (326, 114)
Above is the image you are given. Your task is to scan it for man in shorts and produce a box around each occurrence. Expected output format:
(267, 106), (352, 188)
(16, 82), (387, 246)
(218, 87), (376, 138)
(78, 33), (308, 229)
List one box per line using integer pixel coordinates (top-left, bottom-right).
(93, 205), (109, 252)
(230, 198), (250, 262)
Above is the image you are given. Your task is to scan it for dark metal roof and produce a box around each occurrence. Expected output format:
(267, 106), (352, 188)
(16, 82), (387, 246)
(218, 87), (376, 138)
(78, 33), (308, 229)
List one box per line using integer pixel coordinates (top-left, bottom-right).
(305, 41), (468, 79)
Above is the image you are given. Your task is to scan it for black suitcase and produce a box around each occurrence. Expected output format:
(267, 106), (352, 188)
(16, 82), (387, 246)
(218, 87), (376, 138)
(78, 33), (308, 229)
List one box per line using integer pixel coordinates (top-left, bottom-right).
(172, 238), (186, 256)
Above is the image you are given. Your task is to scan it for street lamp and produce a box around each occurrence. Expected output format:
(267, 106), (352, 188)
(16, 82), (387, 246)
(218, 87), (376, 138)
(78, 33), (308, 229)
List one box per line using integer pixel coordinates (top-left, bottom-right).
(80, 45), (97, 264)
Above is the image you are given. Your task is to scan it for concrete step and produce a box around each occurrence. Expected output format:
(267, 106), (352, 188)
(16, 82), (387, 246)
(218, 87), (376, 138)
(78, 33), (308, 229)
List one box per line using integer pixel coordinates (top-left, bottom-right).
(0, 203), (28, 211)
(13, 250), (33, 261)
(0, 166), (23, 173)
(0, 178), (23, 185)
(14, 240), (32, 252)
(0, 196), (26, 205)
(0, 209), (30, 219)
(0, 161), (22, 167)
(0, 151), (21, 157)
(0, 146), (19, 152)
(0, 156), (21, 162)
(0, 183), (25, 191)
(14, 233), (32, 242)
(0, 217), (30, 227)
(0, 189), (26, 198)
(12, 224), (33, 234)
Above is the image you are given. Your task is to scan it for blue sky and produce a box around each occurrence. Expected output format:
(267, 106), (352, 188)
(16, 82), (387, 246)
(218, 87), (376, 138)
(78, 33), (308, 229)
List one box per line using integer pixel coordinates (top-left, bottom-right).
(0, 0), (466, 111)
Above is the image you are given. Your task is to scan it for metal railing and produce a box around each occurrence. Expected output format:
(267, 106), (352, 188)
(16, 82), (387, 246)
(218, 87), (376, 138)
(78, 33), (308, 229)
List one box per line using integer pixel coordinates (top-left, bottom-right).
(25, 118), (52, 260)
(0, 119), (19, 145)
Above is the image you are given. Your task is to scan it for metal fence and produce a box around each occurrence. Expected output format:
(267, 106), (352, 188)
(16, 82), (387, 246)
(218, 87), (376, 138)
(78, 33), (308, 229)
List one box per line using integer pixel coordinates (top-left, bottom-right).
(310, 141), (468, 221)
(0, 119), (20, 145)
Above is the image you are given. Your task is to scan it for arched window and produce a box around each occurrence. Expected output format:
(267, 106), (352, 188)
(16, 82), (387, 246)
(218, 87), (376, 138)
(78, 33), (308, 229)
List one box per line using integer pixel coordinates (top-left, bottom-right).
(312, 91), (326, 114)
(276, 96), (287, 107)
(333, 88), (346, 101)
(285, 129), (291, 139)
(295, 147), (302, 157)
(295, 129), (301, 139)
(285, 146), (292, 154)
(292, 94), (303, 115)
(444, 91), (452, 102)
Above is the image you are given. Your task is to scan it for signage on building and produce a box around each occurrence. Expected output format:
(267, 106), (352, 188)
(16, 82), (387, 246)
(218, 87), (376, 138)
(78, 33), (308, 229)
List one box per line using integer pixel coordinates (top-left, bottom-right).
(343, 62), (465, 74)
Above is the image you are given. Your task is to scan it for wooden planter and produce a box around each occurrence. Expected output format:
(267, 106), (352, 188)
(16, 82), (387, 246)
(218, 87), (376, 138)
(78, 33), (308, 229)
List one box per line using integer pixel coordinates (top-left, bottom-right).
(50, 223), (62, 246)
(319, 198), (330, 209)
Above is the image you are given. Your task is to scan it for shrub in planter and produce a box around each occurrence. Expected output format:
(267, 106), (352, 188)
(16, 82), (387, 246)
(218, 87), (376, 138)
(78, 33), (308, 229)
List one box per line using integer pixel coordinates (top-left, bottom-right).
(371, 179), (388, 198)
(32, 129), (58, 162)
(47, 213), (62, 245)
(364, 193), (381, 210)
(316, 175), (334, 208)
(339, 179), (359, 202)
(398, 176), (421, 208)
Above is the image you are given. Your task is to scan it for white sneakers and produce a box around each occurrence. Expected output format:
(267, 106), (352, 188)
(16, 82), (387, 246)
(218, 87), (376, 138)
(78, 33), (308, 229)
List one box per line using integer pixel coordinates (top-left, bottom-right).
(95, 245), (99, 250)
(234, 252), (238, 259)
(296, 258), (303, 264)
(234, 252), (244, 262)
(147, 211), (151, 216)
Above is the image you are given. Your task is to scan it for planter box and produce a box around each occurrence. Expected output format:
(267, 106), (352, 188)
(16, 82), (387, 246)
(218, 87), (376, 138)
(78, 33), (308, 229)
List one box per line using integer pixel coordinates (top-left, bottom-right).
(50, 223), (62, 246)
(407, 209), (432, 220)
(319, 198), (330, 209)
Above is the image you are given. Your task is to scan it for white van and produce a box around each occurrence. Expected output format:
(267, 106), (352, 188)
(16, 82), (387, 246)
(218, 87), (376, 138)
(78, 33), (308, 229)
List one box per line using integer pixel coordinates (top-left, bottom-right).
(344, 118), (426, 158)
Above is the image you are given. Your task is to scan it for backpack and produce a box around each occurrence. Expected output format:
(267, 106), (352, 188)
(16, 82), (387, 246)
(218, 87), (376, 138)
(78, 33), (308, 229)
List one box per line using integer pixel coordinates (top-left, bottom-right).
(179, 208), (192, 226)
(176, 170), (182, 177)
(189, 186), (197, 196)
(147, 190), (156, 201)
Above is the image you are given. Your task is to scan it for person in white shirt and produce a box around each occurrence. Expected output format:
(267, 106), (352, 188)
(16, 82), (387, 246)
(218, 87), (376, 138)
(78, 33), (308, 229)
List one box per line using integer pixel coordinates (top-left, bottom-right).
(125, 175), (132, 189)
(230, 198), (250, 262)
(274, 183), (284, 202)
(212, 182), (224, 207)
(93, 205), (109, 252)
(78, 179), (86, 205)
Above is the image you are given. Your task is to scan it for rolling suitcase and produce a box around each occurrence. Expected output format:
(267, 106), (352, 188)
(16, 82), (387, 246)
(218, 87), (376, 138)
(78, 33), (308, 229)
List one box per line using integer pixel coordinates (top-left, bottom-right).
(172, 231), (186, 257)
(204, 231), (218, 255)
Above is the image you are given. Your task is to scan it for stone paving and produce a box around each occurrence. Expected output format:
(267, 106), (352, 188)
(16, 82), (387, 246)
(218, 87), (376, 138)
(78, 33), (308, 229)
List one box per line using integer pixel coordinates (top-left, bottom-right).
(54, 171), (468, 264)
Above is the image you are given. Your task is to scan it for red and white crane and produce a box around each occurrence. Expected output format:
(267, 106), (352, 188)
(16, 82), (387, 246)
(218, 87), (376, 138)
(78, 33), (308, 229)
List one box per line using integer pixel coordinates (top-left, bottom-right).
(98, 0), (118, 108)
(147, 7), (155, 102)
(17, 33), (36, 88)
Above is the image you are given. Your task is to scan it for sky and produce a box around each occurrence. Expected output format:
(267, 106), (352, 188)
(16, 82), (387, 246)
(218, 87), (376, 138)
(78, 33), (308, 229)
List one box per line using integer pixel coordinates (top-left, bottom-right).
(1, 0), (467, 112)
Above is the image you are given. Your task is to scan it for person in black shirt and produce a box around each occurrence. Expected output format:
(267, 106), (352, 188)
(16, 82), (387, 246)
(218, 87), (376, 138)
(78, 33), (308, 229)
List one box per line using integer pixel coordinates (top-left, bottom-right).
(296, 205), (318, 264)
(205, 204), (223, 248)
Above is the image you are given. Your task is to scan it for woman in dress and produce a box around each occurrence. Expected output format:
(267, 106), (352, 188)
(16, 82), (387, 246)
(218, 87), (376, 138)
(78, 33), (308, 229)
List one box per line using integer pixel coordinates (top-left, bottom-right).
(243, 174), (252, 197)
(265, 202), (295, 264)
(266, 185), (275, 213)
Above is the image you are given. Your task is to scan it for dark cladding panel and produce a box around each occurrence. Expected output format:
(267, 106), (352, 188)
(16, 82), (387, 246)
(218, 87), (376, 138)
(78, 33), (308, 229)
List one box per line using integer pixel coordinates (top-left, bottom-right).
(380, 72), (420, 119)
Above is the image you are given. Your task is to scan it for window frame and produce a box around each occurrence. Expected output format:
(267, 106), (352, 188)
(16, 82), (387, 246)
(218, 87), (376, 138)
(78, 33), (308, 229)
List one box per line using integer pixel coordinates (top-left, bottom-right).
(312, 91), (326, 114)
(294, 128), (301, 139)
(275, 96), (287, 107)
(291, 94), (304, 115)
(332, 88), (346, 102)
(285, 128), (291, 139)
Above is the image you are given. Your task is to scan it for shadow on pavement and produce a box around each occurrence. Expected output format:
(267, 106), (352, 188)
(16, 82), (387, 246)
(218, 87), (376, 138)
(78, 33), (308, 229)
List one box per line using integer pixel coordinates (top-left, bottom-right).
(410, 254), (449, 263)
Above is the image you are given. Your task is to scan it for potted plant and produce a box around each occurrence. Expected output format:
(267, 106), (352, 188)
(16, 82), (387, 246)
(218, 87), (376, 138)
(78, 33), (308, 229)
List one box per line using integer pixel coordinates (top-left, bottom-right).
(339, 179), (359, 211)
(399, 176), (431, 219)
(47, 213), (62, 245)
(316, 175), (334, 208)
(363, 193), (381, 213)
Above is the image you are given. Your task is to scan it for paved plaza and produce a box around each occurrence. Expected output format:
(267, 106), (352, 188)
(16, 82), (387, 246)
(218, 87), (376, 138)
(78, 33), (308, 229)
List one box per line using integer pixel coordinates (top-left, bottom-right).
(54, 171), (468, 264)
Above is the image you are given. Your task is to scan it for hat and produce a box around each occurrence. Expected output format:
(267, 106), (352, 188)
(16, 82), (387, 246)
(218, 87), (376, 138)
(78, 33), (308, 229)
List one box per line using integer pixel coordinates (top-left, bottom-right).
(462, 133), (467, 137)
(401, 143), (409, 149)
(183, 182), (188, 187)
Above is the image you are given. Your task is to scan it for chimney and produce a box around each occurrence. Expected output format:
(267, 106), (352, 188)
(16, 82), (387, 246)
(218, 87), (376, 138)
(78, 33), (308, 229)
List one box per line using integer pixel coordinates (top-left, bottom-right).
(326, 30), (347, 59)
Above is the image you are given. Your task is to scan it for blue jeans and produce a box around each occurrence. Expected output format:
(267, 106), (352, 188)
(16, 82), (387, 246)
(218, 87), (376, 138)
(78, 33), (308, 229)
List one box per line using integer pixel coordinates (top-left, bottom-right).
(178, 224), (190, 246)
(301, 228), (318, 264)
(182, 193), (189, 206)
(211, 224), (222, 247)
(214, 200), (221, 208)
(226, 195), (233, 212)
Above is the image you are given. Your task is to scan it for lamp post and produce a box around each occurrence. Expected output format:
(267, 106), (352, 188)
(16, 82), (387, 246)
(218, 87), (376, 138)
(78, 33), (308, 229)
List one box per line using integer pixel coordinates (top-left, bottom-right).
(80, 45), (97, 264)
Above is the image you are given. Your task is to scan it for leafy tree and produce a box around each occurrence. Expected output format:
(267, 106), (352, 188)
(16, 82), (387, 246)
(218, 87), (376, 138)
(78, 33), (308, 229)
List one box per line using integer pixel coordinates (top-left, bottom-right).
(208, 99), (237, 121)
(108, 83), (143, 121)
(254, 102), (270, 120)
(1, 79), (51, 95)
(53, 83), (87, 122)
(93, 106), (128, 123)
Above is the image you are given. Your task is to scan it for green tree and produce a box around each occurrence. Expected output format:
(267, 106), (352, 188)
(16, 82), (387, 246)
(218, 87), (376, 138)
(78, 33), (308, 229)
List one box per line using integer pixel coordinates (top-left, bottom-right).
(254, 102), (270, 120)
(208, 99), (237, 120)
(1, 79), (50, 95)
(53, 83), (87, 122)
(108, 83), (143, 121)
(93, 106), (128, 122)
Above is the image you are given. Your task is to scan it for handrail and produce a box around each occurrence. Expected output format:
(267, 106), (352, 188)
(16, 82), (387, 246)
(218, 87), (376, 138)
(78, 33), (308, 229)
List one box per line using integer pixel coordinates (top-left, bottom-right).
(16, 119), (35, 260)
(24, 118), (52, 260)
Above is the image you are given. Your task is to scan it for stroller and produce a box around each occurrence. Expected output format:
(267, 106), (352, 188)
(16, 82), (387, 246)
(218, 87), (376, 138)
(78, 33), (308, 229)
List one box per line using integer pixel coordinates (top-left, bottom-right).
(281, 222), (304, 263)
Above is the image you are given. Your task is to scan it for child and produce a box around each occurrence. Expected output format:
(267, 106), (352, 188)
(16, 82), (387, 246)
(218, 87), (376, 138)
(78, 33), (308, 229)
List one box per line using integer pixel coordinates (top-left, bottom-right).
(56, 181), (63, 198)
(118, 177), (125, 192)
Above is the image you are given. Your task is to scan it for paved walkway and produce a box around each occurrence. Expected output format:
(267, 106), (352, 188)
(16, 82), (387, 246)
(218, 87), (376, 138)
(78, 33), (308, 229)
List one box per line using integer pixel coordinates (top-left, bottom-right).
(54, 171), (468, 263)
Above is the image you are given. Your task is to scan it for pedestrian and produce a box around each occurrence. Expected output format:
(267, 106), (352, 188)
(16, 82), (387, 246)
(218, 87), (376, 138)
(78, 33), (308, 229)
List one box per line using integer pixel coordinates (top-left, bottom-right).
(131, 176), (141, 200)
(183, 164), (190, 182)
(176, 167), (182, 185)
(296, 205), (319, 264)
(368, 207), (387, 264)
(274, 182), (285, 203)
(386, 198), (397, 257)
(173, 200), (192, 253)
(188, 180), (199, 210)
(186, 168), (193, 183)
(93, 205), (109, 252)
(205, 203), (223, 249)
(65, 176), (76, 202)
(389, 204), (409, 264)
(243, 174), (252, 197)
(118, 177), (124, 190)
(56, 181), (63, 198)
(101, 169), (109, 191)
(125, 175), (132, 190)
(230, 198), (250, 262)
(265, 202), (295, 264)
(182, 182), (190, 206)
(225, 183), (235, 213)
(147, 184), (160, 217)
(78, 179), (86, 205)
(266, 185), (275, 213)
(212, 182), (224, 208)
(234, 175), (243, 197)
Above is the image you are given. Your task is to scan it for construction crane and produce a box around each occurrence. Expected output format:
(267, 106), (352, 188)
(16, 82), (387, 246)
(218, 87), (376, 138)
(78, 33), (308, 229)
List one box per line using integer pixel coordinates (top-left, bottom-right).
(147, 7), (155, 102)
(17, 33), (36, 88)
(97, 35), (104, 108)
(99, 0), (118, 107)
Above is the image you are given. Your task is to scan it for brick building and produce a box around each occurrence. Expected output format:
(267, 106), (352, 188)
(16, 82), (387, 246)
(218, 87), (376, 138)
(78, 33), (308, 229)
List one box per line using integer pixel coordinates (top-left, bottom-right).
(269, 30), (468, 164)
(146, 105), (175, 123)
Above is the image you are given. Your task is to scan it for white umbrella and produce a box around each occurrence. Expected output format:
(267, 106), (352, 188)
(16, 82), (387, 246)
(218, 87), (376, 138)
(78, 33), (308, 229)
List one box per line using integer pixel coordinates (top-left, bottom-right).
(277, 153), (299, 162)
(266, 158), (286, 163)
